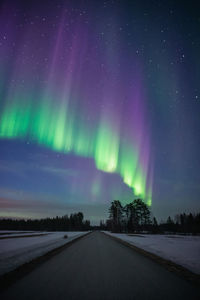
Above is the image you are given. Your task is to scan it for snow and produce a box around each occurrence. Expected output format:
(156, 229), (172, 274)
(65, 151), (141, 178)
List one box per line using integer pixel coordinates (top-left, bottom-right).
(103, 232), (200, 274)
(0, 231), (88, 276)
(0, 231), (35, 234)
(0, 232), (48, 238)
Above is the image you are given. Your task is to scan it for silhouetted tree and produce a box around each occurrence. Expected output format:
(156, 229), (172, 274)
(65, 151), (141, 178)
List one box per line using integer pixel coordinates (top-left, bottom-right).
(152, 217), (160, 233)
(124, 203), (138, 232)
(132, 199), (151, 231)
(108, 199), (151, 233)
(109, 200), (123, 232)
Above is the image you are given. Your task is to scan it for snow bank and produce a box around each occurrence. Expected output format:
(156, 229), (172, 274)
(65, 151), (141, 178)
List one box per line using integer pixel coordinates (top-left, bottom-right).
(0, 231), (88, 276)
(0, 232), (48, 238)
(104, 232), (200, 274)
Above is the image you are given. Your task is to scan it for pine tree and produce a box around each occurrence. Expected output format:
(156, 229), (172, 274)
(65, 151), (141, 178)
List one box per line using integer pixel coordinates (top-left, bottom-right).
(109, 200), (123, 232)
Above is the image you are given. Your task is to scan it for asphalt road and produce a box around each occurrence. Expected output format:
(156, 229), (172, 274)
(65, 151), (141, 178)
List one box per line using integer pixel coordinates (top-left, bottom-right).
(1, 232), (199, 300)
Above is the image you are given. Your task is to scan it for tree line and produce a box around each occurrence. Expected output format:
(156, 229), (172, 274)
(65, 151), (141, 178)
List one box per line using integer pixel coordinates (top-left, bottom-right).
(0, 212), (91, 231)
(159, 212), (200, 234)
(106, 199), (151, 233)
(99, 199), (200, 234)
(0, 200), (199, 234)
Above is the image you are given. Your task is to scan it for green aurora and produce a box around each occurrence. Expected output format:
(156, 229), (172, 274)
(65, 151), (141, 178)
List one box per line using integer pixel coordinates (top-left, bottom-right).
(0, 96), (152, 205)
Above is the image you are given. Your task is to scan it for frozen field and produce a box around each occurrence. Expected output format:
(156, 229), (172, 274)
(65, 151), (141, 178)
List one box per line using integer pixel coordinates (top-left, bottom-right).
(104, 232), (200, 274)
(0, 231), (88, 276)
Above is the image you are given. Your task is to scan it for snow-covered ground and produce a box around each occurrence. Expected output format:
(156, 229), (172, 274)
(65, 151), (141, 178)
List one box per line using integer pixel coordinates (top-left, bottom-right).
(0, 231), (88, 276)
(0, 230), (36, 234)
(0, 231), (48, 238)
(103, 232), (200, 274)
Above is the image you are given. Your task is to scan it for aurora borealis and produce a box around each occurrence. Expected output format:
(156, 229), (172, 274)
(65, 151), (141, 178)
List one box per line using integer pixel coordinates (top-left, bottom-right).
(0, 0), (200, 223)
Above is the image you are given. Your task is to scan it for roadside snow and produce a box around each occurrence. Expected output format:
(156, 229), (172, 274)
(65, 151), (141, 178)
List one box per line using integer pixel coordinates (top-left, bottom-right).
(0, 231), (35, 235)
(0, 232), (48, 238)
(104, 232), (200, 274)
(0, 231), (88, 276)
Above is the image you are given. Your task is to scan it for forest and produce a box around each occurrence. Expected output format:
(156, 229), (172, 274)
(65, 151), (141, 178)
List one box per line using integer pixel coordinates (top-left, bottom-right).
(99, 199), (200, 234)
(0, 212), (90, 231)
(0, 199), (199, 234)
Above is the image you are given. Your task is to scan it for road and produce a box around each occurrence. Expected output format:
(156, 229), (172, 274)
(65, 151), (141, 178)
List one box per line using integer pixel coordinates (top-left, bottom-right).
(0, 231), (199, 300)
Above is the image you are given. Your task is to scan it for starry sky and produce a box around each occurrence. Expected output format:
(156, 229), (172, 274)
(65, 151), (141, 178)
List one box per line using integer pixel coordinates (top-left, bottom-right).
(0, 0), (199, 224)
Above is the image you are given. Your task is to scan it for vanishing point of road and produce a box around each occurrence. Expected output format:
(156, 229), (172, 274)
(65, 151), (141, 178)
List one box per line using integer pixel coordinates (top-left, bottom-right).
(0, 232), (199, 300)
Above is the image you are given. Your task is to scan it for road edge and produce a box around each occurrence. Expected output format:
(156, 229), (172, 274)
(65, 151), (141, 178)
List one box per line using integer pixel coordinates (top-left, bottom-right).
(0, 231), (91, 291)
(102, 231), (200, 286)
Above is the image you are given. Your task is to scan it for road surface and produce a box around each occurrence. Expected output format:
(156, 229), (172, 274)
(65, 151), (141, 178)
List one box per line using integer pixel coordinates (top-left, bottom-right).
(0, 231), (199, 300)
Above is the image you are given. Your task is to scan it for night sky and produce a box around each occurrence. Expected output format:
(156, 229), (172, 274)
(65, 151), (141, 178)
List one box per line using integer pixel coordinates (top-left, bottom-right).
(0, 0), (199, 224)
